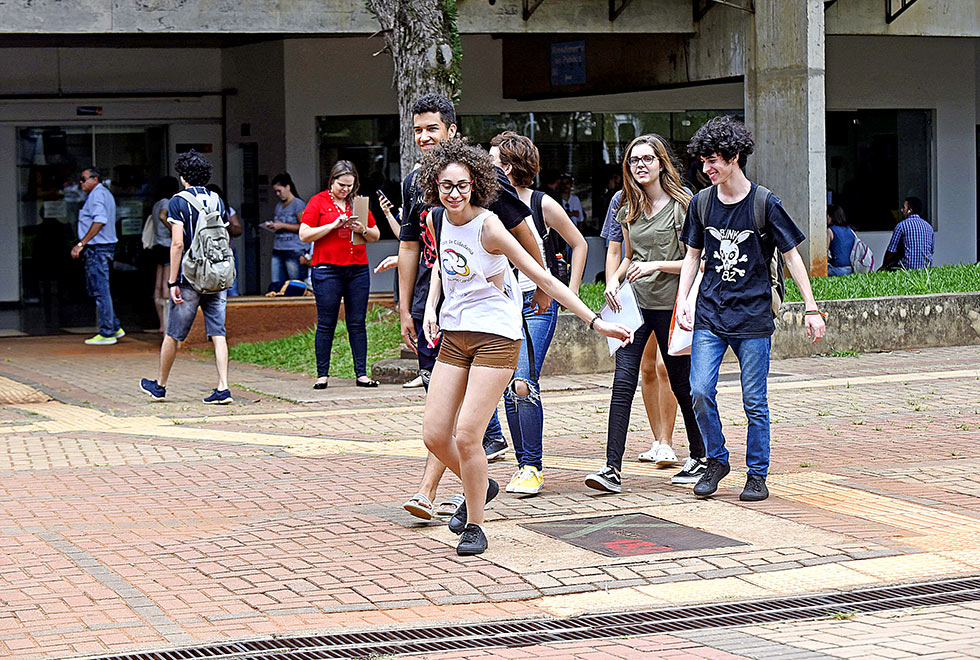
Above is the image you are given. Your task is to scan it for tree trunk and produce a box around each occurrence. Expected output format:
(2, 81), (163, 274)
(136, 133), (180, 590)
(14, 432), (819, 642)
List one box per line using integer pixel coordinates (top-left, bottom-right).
(366, 0), (460, 177)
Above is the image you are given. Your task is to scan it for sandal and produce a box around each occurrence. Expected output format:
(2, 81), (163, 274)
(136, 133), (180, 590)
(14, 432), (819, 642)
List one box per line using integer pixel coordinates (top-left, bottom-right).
(313, 377), (328, 390)
(356, 377), (379, 388)
(638, 443), (661, 462)
(403, 493), (434, 520)
(436, 494), (465, 517)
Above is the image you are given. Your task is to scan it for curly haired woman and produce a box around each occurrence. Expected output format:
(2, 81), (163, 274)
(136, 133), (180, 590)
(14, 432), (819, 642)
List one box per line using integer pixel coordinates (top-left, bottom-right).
(419, 139), (633, 556)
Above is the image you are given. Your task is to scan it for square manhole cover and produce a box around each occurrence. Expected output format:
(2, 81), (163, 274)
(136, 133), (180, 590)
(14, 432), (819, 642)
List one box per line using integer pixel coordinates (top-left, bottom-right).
(521, 513), (748, 557)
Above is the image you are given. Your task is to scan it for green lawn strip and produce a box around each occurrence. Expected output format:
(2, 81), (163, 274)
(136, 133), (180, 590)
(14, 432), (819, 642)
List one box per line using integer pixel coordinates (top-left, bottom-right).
(581, 263), (980, 309)
(227, 305), (403, 380)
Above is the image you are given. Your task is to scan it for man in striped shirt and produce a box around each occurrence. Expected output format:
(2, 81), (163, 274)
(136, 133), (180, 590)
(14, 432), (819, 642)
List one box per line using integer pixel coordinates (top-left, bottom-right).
(882, 196), (934, 270)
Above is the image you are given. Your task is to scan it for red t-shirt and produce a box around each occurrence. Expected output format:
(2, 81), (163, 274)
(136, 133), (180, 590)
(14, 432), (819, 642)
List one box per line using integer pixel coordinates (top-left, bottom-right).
(301, 191), (376, 266)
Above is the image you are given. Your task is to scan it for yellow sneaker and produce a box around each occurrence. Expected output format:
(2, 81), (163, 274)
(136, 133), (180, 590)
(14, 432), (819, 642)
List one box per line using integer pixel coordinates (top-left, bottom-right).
(506, 465), (543, 495)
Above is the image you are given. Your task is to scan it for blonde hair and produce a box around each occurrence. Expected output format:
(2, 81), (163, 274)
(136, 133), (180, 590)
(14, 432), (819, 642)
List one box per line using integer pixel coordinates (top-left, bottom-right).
(621, 134), (691, 224)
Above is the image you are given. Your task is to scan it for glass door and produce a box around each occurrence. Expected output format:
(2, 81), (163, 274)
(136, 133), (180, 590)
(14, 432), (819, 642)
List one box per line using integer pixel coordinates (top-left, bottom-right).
(16, 124), (167, 333)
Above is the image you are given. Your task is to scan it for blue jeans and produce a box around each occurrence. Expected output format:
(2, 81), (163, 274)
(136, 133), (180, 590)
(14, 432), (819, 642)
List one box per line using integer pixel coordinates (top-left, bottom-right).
(504, 291), (558, 470)
(312, 264), (370, 378)
(272, 248), (309, 283)
(83, 244), (120, 337)
(828, 264), (853, 276)
(414, 317), (504, 443)
(690, 328), (771, 477)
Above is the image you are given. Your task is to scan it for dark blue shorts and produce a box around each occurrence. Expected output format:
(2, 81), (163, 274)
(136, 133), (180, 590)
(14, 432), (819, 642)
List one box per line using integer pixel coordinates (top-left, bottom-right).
(168, 287), (227, 341)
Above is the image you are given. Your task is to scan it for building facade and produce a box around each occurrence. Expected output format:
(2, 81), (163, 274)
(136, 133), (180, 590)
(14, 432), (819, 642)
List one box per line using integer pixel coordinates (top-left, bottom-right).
(1, 0), (977, 334)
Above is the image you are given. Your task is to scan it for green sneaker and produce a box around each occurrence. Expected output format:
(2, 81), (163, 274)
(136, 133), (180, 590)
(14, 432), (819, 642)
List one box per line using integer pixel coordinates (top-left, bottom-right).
(113, 328), (126, 339)
(84, 334), (117, 346)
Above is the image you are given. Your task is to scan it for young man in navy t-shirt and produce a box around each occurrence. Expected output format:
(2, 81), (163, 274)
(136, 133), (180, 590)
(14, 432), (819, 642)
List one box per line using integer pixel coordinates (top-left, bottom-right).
(675, 116), (826, 502)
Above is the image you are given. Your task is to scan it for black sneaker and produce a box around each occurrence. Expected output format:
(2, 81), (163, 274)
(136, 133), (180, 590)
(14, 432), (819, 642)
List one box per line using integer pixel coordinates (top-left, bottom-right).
(456, 524), (488, 556)
(671, 457), (707, 485)
(483, 438), (508, 462)
(139, 378), (166, 400)
(448, 478), (499, 535)
(693, 458), (730, 498)
(584, 465), (622, 493)
(740, 474), (770, 502)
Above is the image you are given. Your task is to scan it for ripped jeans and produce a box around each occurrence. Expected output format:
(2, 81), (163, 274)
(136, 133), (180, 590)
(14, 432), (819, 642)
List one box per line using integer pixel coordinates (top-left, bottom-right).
(504, 290), (559, 470)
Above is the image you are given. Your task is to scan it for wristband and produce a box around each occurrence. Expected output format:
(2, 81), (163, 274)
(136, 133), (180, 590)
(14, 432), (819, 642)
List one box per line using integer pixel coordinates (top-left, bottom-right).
(589, 313), (600, 330)
(804, 309), (827, 319)
(168, 281), (179, 288)
(76, 242), (85, 248)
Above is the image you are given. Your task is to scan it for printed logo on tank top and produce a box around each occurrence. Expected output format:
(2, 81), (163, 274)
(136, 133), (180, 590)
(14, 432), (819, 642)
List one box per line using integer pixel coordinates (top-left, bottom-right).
(707, 227), (753, 283)
(441, 238), (476, 280)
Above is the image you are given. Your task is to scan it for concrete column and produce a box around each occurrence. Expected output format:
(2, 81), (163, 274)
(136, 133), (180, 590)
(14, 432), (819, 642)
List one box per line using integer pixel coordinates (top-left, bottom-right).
(744, 0), (827, 275)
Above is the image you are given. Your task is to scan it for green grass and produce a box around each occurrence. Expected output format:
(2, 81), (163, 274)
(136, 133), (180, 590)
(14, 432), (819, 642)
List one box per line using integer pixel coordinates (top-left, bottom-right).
(228, 305), (403, 380)
(786, 263), (980, 302)
(579, 283), (607, 311)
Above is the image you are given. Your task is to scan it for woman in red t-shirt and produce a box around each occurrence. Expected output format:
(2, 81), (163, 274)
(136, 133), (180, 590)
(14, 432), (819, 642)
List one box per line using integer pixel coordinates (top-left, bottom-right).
(299, 160), (380, 389)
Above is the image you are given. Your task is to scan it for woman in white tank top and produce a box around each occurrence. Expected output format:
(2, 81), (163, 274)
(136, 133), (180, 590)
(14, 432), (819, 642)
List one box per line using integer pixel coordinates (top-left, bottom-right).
(416, 139), (633, 557)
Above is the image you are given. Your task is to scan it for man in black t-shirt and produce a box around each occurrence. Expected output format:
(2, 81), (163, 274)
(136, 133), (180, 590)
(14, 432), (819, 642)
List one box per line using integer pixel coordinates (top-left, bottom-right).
(397, 94), (550, 520)
(675, 116), (826, 503)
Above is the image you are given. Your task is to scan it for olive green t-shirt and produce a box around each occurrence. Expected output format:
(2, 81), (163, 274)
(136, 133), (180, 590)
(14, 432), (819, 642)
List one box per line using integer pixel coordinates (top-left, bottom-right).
(617, 201), (684, 310)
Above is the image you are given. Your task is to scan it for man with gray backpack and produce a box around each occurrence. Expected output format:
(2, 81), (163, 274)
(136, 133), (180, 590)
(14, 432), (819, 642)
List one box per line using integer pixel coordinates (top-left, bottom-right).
(140, 150), (236, 405)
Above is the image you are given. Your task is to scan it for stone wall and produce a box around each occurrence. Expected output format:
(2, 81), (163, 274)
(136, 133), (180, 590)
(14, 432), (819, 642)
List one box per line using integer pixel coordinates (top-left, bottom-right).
(542, 292), (980, 375)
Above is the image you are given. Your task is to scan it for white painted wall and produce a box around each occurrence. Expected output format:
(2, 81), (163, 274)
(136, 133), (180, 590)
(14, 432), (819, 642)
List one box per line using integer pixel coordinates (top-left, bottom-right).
(827, 35), (977, 266)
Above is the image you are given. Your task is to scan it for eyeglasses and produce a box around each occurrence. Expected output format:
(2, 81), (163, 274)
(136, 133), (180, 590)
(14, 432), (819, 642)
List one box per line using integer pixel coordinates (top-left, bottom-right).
(438, 180), (474, 195)
(79, 174), (96, 183)
(627, 155), (658, 168)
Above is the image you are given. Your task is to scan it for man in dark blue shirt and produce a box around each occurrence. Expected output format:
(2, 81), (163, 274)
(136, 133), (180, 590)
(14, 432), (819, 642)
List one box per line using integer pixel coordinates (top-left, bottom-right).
(675, 116), (826, 502)
(882, 196), (934, 270)
(139, 150), (233, 405)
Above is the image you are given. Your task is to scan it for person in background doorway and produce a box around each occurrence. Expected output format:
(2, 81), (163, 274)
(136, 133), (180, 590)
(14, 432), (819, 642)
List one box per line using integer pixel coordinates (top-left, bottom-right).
(206, 184), (243, 295)
(264, 172), (307, 284)
(881, 196), (934, 271)
(826, 204), (855, 277)
(299, 160), (381, 389)
(559, 174), (584, 228)
(540, 169), (563, 204)
(71, 166), (124, 345)
(151, 176), (180, 332)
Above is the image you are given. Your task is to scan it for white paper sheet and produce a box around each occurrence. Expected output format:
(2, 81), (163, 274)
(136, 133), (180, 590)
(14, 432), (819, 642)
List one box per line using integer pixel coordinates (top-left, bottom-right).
(599, 280), (643, 355)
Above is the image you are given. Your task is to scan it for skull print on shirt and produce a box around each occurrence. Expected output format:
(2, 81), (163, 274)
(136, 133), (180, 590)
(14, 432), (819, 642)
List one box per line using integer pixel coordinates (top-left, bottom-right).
(707, 226), (753, 282)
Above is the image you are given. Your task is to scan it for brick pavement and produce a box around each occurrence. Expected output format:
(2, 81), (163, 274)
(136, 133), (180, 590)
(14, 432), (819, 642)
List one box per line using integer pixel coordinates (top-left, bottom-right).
(0, 336), (979, 658)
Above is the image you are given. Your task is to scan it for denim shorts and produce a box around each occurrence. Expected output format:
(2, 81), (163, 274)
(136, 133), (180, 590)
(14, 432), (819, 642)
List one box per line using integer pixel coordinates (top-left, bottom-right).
(167, 287), (227, 341)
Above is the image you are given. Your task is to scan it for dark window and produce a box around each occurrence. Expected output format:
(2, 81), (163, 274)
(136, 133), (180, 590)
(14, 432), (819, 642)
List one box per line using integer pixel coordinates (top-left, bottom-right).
(826, 110), (932, 231)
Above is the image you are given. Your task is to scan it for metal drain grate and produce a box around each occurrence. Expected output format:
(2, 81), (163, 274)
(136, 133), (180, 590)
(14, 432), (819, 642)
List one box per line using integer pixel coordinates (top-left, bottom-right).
(84, 576), (980, 660)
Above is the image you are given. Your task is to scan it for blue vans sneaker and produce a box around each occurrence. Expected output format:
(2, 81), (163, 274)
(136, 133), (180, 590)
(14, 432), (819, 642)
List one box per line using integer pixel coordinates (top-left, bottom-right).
(139, 378), (166, 400)
(203, 389), (233, 405)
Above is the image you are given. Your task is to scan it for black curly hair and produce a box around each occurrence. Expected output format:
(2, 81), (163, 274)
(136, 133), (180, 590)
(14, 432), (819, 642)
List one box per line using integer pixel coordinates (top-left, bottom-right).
(687, 115), (755, 169)
(412, 93), (456, 128)
(174, 150), (213, 187)
(419, 138), (499, 209)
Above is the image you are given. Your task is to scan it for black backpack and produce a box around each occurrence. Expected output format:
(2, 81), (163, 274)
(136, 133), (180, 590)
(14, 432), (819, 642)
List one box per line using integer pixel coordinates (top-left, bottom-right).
(695, 184), (785, 317)
(528, 191), (571, 285)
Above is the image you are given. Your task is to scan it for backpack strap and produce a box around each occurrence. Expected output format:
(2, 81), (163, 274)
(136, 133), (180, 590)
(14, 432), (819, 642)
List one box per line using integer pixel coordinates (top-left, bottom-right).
(695, 185), (714, 230)
(175, 190), (222, 232)
(430, 206), (444, 252)
(673, 200), (687, 256)
(752, 184), (772, 240)
(529, 190), (548, 240)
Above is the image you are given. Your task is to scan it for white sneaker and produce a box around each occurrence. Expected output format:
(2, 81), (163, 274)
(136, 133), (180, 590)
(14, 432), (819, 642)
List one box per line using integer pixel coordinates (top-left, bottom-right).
(637, 442), (661, 462)
(655, 444), (678, 467)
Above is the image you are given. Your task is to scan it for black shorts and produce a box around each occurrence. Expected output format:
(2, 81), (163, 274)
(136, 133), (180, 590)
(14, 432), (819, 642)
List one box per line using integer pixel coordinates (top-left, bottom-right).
(151, 245), (171, 266)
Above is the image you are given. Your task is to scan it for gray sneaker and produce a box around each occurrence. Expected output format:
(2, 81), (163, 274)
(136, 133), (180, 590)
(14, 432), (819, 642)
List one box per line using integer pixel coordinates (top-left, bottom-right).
(671, 457), (707, 485)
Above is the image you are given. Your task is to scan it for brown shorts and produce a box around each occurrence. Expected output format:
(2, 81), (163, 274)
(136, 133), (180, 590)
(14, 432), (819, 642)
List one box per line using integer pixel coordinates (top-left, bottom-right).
(436, 330), (521, 370)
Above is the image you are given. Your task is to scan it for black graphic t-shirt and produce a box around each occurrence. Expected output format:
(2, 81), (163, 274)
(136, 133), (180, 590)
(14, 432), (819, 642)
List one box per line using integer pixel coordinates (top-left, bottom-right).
(680, 184), (805, 338)
(399, 166), (531, 319)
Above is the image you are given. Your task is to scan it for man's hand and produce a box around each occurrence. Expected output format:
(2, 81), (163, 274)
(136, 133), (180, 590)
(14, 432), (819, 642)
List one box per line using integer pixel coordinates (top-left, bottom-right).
(170, 285), (184, 305)
(400, 309), (417, 354)
(374, 255), (398, 274)
(604, 281), (621, 313)
(530, 288), (552, 315)
(805, 313), (826, 343)
(675, 298), (693, 331)
(71, 244), (83, 260)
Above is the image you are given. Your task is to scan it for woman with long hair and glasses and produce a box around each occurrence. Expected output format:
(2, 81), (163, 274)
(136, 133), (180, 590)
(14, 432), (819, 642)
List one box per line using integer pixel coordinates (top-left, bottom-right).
(419, 139), (632, 556)
(586, 134), (706, 493)
(488, 131), (588, 496)
(299, 161), (381, 389)
(266, 172), (307, 284)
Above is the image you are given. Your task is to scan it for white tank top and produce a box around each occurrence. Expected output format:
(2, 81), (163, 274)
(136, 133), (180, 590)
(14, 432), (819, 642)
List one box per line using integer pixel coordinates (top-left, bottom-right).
(517, 216), (548, 293)
(439, 210), (523, 341)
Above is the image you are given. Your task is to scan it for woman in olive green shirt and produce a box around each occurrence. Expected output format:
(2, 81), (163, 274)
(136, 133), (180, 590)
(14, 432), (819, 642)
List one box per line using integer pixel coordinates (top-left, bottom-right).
(585, 134), (706, 494)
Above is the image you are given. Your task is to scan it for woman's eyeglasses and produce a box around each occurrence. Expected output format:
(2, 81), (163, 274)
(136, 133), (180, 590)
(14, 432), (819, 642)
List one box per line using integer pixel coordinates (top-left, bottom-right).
(627, 155), (658, 168)
(438, 180), (474, 195)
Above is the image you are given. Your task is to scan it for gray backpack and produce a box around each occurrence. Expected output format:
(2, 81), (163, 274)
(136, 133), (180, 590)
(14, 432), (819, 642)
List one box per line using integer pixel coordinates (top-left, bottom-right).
(177, 190), (235, 294)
